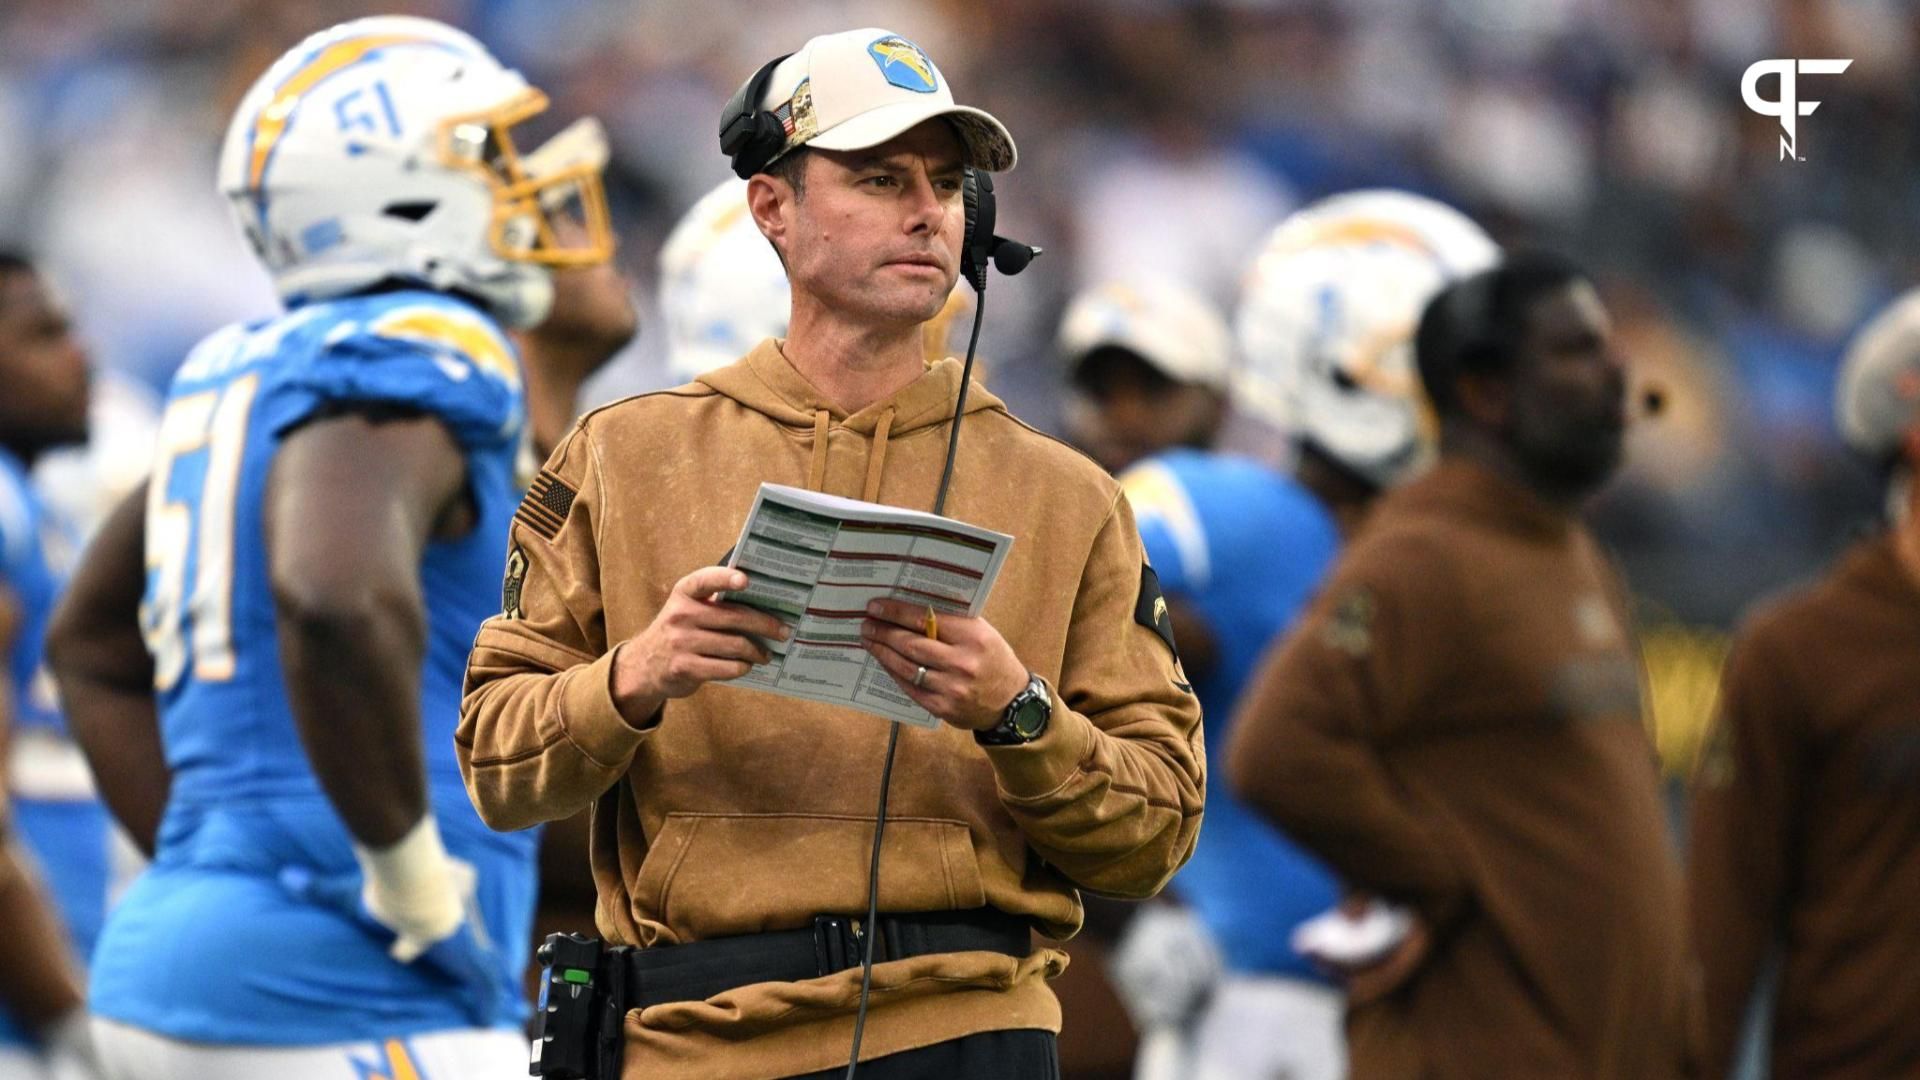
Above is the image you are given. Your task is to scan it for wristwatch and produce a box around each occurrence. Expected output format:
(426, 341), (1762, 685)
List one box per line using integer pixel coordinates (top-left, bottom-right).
(975, 672), (1051, 746)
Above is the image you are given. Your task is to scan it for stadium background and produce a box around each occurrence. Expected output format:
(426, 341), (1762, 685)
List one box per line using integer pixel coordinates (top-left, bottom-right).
(0, 1), (1892, 1072)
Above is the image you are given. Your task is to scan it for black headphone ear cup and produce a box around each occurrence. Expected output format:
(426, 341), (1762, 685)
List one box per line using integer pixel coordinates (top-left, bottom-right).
(719, 53), (794, 180)
(739, 112), (787, 178)
(961, 168), (996, 292)
(960, 169), (979, 286)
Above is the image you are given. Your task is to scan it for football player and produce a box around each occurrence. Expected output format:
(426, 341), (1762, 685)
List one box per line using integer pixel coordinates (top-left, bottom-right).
(658, 178), (793, 382)
(46, 16), (623, 1078)
(1058, 279), (1233, 478)
(0, 250), (108, 1079)
(1102, 192), (1498, 1080)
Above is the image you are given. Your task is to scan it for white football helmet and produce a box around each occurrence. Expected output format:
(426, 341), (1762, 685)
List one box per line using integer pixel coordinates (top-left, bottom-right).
(1235, 190), (1498, 488)
(217, 16), (613, 328)
(658, 178), (791, 380)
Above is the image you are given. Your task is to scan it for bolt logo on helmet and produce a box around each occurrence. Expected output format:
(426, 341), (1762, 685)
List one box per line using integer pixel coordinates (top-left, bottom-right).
(867, 36), (938, 93)
(218, 15), (615, 328)
(1235, 190), (1499, 489)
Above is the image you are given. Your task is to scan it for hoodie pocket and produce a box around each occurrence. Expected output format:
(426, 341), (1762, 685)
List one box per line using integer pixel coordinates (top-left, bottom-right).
(635, 812), (987, 940)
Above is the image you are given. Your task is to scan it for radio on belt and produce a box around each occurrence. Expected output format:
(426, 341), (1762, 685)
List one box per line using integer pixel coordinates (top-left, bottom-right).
(532, 932), (629, 1079)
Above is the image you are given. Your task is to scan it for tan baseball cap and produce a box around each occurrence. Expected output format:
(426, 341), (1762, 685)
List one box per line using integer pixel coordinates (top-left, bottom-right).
(759, 29), (1016, 172)
(1059, 280), (1234, 391)
(1838, 288), (1920, 457)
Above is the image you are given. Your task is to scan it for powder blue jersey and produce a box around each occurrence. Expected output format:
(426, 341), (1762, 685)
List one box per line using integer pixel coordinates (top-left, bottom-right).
(1, 449), (72, 739)
(1120, 448), (1343, 982)
(0, 450), (112, 1049)
(89, 290), (538, 1044)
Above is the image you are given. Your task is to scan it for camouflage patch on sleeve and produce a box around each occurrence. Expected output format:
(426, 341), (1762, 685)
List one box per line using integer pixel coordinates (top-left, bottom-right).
(1321, 587), (1376, 657)
(501, 545), (528, 619)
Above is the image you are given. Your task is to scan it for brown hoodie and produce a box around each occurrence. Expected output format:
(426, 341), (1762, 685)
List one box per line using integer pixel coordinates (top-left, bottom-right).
(1228, 461), (1694, 1079)
(1690, 533), (1920, 1080)
(457, 341), (1204, 1079)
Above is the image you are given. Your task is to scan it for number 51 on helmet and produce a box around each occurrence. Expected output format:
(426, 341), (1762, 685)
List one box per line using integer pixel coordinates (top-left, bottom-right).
(217, 15), (614, 329)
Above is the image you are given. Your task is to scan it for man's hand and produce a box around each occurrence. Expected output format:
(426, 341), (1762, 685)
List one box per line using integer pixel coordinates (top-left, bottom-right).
(1292, 894), (1431, 1005)
(345, 816), (478, 963)
(860, 598), (1029, 730)
(611, 567), (790, 722)
(280, 816), (507, 1026)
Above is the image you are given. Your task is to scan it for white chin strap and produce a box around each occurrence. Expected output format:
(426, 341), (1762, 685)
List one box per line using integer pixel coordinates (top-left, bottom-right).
(435, 255), (555, 329)
(487, 267), (555, 329)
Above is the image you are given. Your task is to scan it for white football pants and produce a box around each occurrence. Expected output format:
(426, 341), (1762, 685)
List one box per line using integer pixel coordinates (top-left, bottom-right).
(1191, 974), (1346, 1080)
(91, 1020), (527, 1080)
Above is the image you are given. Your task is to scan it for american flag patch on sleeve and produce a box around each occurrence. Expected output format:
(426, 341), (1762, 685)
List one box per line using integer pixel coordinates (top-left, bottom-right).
(514, 469), (577, 541)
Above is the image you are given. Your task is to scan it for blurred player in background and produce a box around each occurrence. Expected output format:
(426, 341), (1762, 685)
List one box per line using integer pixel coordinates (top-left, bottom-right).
(1050, 279), (1234, 1079)
(1688, 289), (1920, 1080)
(1060, 280), (1230, 477)
(1231, 252), (1693, 1078)
(44, 16), (625, 1078)
(31, 373), (161, 544)
(1090, 193), (1498, 1080)
(0, 251), (107, 1078)
(658, 177), (793, 382)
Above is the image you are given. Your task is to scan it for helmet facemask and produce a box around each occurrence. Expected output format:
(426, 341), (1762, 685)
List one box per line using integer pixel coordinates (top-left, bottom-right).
(438, 87), (615, 270)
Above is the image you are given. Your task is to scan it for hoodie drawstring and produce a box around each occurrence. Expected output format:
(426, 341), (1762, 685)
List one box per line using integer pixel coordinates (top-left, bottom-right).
(807, 409), (830, 492)
(862, 408), (895, 503)
(805, 405), (898, 502)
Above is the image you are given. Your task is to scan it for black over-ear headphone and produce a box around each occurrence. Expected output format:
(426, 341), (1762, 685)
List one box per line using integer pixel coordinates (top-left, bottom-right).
(719, 55), (1040, 292)
(718, 53), (794, 180)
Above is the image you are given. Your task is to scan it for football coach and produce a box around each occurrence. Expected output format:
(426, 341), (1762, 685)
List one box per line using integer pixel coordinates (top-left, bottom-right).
(456, 28), (1203, 1080)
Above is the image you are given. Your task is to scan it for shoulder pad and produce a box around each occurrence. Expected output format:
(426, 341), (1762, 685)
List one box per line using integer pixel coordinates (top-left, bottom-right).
(365, 300), (521, 389)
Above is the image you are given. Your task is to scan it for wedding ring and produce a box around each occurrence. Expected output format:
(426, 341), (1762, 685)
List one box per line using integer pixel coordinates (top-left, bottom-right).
(913, 664), (929, 688)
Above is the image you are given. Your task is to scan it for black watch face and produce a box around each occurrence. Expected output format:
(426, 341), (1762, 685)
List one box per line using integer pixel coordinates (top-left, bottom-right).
(1011, 683), (1049, 738)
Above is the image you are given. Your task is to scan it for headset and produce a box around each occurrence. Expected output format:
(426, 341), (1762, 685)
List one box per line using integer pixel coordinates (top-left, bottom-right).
(718, 53), (792, 180)
(719, 58), (1039, 1080)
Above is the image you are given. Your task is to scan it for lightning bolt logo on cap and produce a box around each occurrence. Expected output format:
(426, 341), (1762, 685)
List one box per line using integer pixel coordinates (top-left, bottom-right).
(867, 36), (937, 93)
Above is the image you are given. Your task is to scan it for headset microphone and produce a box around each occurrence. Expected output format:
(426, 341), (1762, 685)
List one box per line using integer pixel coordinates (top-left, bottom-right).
(992, 241), (1040, 276)
(959, 169), (1040, 296)
(935, 168), (1039, 512)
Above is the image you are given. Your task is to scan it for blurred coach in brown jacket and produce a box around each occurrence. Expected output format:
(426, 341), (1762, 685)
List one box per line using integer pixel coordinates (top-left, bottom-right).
(1689, 290), (1920, 1079)
(1228, 252), (1695, 1079)
(455, 28), (1203, 1080)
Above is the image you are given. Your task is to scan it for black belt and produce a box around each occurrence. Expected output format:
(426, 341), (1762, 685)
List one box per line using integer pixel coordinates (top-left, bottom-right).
(620, 908), (1030, 1009)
